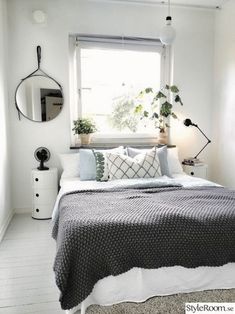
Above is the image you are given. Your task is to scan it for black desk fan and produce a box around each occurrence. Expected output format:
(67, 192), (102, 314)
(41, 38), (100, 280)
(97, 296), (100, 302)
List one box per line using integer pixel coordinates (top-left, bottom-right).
(34, 147), (50, 171)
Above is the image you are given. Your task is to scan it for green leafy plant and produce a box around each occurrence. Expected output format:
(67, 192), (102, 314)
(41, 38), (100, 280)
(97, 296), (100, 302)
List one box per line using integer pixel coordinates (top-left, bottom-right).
(72, 118), (97, 135)
(109, 95), (139, 133)
(135, 85), (183, 132)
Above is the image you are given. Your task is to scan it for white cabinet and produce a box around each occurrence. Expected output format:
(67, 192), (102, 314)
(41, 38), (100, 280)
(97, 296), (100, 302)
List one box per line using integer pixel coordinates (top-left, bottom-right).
(183, 164), (208, 180)
(31, 168), (58, 219)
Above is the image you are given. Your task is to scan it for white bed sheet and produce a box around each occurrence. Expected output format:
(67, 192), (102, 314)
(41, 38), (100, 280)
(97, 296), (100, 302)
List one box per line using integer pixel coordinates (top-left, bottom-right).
(54, 174), (220, 221)
(53, 175), (235, 314)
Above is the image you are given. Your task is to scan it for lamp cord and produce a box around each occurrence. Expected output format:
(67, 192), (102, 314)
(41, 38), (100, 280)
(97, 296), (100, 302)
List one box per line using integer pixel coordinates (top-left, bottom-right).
(168, 0), (170, 16)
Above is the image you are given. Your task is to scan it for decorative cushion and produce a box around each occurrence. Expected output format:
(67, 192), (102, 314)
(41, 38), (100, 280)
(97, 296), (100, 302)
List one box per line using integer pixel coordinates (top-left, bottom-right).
(80, 147), (125, 181)
(59, 153), (80, 179)
(167, 147), (184, 174)
(106, 148), (161, 180)
(127, 146), (171, 177)
(93, 151), (109, 181)
(93, 147), (127, 181)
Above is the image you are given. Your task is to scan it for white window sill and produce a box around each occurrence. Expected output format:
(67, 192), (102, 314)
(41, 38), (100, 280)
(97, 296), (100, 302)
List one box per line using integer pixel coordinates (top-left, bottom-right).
(71, 133), (159, 147)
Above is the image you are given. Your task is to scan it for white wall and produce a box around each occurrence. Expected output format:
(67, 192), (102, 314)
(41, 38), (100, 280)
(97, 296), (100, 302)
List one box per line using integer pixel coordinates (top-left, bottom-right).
(211, 0), (235, 187)
(0, 0), (12, 240)
(7, 0), (215, 210)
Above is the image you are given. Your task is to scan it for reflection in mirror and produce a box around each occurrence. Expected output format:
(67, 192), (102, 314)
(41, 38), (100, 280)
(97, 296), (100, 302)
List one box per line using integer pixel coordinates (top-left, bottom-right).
(15, 75), (63, 122)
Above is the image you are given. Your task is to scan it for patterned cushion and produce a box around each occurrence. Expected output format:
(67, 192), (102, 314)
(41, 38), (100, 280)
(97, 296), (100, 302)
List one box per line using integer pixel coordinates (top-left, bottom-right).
(127, 146), (172, 177)
(80, 147), (125, 181)
(106, 148), (161, 180)
(93, 147), (125, 181)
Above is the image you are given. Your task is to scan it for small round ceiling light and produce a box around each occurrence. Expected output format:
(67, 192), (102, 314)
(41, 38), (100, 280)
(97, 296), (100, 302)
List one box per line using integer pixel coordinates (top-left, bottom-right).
(32, 10), (47, 24)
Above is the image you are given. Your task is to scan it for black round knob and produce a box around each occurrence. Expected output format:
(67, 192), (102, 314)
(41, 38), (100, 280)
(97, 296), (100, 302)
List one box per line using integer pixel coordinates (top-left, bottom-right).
(35, 178), (39, 182)
(36, 208), (39, 212)
(36, 193), (39, 197)
(190, 172), (194, 176)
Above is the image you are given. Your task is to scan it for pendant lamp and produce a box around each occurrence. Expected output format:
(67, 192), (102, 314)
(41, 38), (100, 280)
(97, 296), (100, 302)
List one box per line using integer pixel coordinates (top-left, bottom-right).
(160, 0), (176, 45)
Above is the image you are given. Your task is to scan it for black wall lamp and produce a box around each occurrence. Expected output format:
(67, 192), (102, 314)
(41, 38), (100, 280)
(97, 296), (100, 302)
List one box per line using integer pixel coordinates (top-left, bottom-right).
(183, 118), (211, 160)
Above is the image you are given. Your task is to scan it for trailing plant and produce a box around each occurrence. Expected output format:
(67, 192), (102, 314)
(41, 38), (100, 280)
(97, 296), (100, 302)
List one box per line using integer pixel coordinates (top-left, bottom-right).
(72, 118), (97, 135)
(135, 85), (183, 132)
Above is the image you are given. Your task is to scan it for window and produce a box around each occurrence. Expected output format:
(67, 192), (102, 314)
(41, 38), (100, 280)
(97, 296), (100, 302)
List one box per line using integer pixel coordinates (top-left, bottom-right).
(73, 35), (165, 141)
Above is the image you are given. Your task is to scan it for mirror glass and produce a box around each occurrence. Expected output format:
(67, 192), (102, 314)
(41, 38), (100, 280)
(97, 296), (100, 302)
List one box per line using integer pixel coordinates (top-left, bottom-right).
(15, 75), (63, 122)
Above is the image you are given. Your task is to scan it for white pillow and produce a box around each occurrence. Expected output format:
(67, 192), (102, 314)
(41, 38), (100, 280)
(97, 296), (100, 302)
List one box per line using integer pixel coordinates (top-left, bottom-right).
(106, 148), (161, 180)
(59, 153), (80, 179)
(167, 147), (183, 174)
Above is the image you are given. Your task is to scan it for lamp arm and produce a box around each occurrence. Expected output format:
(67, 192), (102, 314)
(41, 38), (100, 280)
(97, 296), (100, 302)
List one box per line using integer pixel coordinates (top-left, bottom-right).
(194, 125), (211, 159)
(195, 125), (211, 142)
(194, 141), (210, 159)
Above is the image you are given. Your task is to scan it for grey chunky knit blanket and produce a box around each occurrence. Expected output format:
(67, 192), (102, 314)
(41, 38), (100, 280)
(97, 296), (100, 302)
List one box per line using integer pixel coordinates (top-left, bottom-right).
(52, 186), (235, 310)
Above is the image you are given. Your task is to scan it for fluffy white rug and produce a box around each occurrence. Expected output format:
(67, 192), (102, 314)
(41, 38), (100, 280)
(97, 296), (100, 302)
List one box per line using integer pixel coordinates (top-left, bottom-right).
(87, 289), (235, 314)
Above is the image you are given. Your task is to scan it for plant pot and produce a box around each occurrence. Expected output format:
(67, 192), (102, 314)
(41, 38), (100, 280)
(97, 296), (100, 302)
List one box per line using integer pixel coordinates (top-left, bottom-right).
(158, 130), (168, 145)
(79, 133), (92, 145)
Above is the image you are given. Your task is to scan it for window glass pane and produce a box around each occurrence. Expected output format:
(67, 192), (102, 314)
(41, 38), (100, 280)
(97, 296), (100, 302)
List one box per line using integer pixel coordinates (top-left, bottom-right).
(80, 48), (161, 134)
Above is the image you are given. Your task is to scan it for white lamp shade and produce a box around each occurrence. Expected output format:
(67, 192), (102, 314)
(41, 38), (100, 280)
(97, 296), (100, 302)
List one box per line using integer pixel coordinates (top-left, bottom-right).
(160, 24), (176, 45)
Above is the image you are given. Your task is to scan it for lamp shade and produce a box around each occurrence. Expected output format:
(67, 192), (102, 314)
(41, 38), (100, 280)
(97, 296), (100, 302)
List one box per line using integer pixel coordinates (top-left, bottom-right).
(160, 17), (176, 45)
(184, 119), (193, 127)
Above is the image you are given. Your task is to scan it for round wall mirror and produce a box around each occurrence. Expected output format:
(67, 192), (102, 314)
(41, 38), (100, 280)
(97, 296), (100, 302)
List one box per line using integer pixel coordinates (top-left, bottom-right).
(15, 75), (63, 122)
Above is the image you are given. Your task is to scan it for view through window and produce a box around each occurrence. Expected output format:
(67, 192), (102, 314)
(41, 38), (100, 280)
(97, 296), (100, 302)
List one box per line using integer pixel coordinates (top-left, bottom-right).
(79, 47), (162, 135)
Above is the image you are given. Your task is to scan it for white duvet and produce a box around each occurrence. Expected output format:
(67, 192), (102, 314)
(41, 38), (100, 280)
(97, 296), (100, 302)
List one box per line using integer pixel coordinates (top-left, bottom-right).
(53, 174), (219, 221)
(52, 175), (235, 314)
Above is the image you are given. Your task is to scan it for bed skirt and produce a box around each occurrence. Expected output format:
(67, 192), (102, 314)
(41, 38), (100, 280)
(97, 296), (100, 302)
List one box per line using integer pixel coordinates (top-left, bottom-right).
(65, 263), (235, 314)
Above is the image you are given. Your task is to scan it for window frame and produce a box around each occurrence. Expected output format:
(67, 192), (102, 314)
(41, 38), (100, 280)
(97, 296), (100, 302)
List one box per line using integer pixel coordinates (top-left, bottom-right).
(70, 35), (169, 145)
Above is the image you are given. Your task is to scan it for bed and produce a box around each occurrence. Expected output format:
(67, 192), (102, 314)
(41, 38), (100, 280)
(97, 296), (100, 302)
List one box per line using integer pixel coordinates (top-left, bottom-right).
(53, 147), (235, 313)
(53, 174), (235, 314)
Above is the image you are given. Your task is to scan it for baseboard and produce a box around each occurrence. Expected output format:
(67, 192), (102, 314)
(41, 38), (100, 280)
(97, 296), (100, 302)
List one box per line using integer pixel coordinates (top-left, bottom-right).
(14, 208), (31, 214)
(0, 210), (14, 242)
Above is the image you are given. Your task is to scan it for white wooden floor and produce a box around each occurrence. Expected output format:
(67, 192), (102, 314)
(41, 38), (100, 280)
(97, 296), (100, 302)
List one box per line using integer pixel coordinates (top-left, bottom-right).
(0, 214), (64, 314)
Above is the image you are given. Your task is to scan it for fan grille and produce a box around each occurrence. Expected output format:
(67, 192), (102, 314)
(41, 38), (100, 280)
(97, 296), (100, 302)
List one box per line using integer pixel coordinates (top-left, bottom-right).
(34, 147), (50, 162)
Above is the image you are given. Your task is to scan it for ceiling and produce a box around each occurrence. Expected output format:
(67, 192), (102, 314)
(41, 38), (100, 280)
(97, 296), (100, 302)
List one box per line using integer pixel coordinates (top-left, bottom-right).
(105, 0), (229, 9)
(165, 0), (228, 8)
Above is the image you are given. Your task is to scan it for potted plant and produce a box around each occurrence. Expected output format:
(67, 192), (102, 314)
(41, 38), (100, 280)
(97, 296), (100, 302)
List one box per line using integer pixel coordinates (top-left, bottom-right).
(135, 85), (183, 144)
(72, 118), (97, 145)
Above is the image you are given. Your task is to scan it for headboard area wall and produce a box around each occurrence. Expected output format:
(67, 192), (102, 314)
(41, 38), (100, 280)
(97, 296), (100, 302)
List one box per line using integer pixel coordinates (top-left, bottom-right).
(7, 0), (215, 213)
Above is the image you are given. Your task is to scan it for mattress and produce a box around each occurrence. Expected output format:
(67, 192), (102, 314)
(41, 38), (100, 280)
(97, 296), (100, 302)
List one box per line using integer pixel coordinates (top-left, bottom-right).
(53, 175), (235, 314)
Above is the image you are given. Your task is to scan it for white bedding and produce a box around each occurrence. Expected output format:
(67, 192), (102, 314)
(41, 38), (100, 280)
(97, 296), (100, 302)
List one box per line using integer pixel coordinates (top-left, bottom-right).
(52, 175), (235, 314)
(54, 174), (220, 221)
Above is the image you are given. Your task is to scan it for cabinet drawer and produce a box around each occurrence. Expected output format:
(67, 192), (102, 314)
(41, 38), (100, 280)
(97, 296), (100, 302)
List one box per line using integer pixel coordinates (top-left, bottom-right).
(32, 170), (57, 188)
(33, 189), (57, 205)
(32, 204), (54, 219)
(183, 164), (208, 179)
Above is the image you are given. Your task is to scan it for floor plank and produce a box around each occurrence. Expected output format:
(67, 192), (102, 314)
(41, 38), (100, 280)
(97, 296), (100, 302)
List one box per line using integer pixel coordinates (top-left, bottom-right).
(0, 214), (64, 314)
